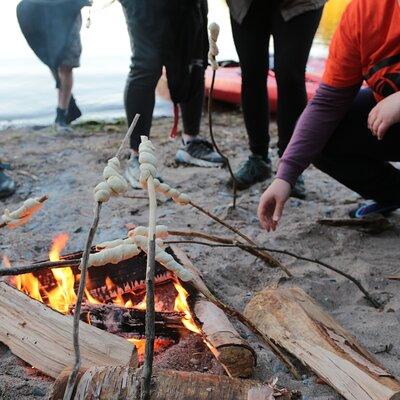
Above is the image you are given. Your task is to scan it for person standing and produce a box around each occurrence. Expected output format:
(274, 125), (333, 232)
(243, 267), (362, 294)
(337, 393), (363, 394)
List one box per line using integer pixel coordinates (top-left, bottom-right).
(227, 0), (325, 197)
(120, 0), (224, 189)
(17, 0), (89, 133)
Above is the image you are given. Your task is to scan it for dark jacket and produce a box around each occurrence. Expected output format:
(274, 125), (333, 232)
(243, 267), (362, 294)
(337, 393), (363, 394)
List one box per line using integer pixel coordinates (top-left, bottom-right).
(227, 0), (327, 24)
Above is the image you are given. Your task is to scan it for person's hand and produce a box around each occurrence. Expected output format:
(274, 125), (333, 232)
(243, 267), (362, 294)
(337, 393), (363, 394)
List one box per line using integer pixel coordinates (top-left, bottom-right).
(368, 91), (400, 140)
(258, 178), (291, 232)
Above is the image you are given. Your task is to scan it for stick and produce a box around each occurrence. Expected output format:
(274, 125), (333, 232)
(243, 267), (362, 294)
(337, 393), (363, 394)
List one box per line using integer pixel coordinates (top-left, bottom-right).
(141, 176), (157, 400)
(0, 259), (81, 276)
(166, 237), (381, 309)
(0, 195), (49, 229)
(115, 114), (140, 159)
(63, 202), (102, 400)
(188, 201), (292, 276)
(207, 69), (238, 209)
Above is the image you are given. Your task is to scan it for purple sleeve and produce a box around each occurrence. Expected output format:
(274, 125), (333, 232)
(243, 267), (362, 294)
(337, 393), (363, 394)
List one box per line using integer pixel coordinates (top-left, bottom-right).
(277, 83), (361, 186)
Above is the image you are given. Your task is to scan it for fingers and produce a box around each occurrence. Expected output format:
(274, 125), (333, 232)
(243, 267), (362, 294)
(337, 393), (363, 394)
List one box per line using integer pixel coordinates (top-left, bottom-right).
(376, 121), (389, 140)
(257, 196), (275, 232)
(368, 107), (377, 131)
(273, 200), (284, 225)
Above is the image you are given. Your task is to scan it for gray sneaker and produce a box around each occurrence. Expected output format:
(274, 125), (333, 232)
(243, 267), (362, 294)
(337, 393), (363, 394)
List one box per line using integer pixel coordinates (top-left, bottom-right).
(54, 107), (73, 134)
(125, 154), (164, 189)
(228, 155), (271, 190)
(175, 137), (225, 167)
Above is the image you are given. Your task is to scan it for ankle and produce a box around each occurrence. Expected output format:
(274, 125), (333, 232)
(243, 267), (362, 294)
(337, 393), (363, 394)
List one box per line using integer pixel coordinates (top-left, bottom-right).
(182, 133), (196, 144)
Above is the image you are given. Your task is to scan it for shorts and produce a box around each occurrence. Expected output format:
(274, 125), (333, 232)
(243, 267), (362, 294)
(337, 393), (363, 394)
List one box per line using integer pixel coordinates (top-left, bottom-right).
(59, 14), (82, 68)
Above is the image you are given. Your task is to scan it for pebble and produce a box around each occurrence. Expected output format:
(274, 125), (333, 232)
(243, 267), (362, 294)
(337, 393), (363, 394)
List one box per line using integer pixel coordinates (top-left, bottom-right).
(31, 387), (46, 397)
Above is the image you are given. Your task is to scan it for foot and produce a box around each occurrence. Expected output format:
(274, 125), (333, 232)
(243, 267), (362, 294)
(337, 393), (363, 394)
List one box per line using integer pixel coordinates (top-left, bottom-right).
(125, 154), (163, 189)
(290, 175), (306, 200)
(228, 155), (271, 190)
(0, 163), (16, 199)
(54, 107), (73, 134)
(349, 201), (400, 219)
(175, 137), (225, 167)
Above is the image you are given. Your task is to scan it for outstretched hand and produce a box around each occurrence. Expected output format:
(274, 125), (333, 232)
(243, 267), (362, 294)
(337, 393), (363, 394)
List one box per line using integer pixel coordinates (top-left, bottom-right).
(258, 178), (291, 231)
(368, 91), (400, 140)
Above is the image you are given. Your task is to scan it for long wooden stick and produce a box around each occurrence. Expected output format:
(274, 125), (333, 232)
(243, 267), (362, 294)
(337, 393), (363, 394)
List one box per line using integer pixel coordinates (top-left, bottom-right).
(63, 202), (102, 400)
(166, 236), (381, 309)
(188, 201), (292, 276)
(0, 259), (81, 276)
(0, 195), (49, 230)
(141, 176), (157, 400)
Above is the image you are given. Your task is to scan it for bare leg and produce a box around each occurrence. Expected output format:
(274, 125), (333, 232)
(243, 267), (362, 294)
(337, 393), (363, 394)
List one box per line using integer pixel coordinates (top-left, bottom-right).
(58, 65), (73, 110)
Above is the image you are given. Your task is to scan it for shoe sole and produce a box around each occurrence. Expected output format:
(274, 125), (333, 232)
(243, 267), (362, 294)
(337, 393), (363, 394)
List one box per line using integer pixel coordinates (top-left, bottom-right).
(175, 150), (225, 168)
(53, 124), (73, 135)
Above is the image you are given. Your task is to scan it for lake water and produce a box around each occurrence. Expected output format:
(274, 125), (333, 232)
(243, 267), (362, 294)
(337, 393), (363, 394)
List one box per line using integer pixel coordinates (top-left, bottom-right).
(0, 0), (350, 128)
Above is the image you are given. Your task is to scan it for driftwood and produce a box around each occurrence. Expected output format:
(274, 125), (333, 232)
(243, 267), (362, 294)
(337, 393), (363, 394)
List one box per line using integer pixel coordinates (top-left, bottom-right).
(0, 282), (137, 378)
(244, 286), (400, 400)
(193, 297), (255, 378)
(318, 215), (393, 234)
(51, 366), (296, 400)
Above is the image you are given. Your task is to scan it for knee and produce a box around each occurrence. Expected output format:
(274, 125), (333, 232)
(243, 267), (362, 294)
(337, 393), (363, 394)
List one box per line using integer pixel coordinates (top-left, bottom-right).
(275, 64), (305, 89)
(127, 58), (162, 89)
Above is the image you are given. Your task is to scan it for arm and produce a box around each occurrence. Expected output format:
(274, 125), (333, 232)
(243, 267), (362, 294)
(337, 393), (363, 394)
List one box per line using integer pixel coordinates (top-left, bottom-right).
(258, 83), (360, 231)
(277, 83), (360, 186)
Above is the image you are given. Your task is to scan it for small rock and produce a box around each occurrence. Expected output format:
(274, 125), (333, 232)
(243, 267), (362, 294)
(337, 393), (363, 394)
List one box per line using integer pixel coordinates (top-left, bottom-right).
(32, 387), (46, 397)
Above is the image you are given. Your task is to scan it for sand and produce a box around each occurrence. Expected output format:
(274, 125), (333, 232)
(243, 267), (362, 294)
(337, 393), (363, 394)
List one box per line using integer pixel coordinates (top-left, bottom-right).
(0, 111), (399, 399)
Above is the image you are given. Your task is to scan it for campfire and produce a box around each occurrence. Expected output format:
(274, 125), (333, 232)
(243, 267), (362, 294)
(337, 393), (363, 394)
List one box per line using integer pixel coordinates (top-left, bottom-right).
(2, 233), (255, 379)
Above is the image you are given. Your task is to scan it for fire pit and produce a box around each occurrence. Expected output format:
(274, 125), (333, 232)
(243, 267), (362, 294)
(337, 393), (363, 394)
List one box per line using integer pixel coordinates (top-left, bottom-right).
(1, 233), (255, 381)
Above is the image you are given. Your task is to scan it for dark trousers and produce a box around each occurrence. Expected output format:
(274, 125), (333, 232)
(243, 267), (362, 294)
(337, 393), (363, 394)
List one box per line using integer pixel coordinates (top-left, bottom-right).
(314, 89), (400, 203)
(121, 0), (204, 151)
(231, 0), (323, 158)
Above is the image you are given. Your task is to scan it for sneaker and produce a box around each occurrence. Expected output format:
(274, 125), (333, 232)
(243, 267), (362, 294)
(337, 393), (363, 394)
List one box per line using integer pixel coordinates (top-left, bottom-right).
(175, 137), (225, 167)
(54, 107), (73, 134)
(349, 201), (400, 219)
(0, 163), (16, 199)
(125, 154), (141, 189)
(228, 155), (271, 190)
(125, 154), (164, 189)
(291, 175), (306, 200)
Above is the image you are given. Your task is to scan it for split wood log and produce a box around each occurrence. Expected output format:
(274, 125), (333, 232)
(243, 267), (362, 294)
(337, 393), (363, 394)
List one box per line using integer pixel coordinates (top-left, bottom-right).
(193, 296), (256, 378)
(244, 286), (400, 400)
(0, 282), (137, 378)
(51, 366), (296, 400)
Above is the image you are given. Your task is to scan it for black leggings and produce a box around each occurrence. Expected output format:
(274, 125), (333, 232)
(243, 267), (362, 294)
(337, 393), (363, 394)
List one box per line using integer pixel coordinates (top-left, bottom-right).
(231, 0), (323, 158)
(122, 0), (204, 151)
(315, 89), (400, 203)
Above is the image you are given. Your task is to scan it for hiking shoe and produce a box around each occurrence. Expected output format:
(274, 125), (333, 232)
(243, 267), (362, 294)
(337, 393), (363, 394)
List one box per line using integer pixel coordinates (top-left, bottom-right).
(349, 201), (400, 219)
(291, 175), (306, 200)
(175, 137), (225, 167)
(125, 154), (164, 189)
(125, 154), (141, 189)
(54, 107), (73, 134)
(228, 155), (271, 190)
(0, 163), (16, 199)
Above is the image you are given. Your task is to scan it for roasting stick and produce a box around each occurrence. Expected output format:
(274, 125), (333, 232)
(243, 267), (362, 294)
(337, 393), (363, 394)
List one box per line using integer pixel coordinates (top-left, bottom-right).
(138, 136), (158, 400)
(63, 115), (140, 400)
(0, 195), (48, 230)
(207, 23), (238, 209)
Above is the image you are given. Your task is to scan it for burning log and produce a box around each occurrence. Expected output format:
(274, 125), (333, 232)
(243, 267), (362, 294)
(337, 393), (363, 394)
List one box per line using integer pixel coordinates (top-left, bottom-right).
(76, 303), (185, 338)
(50, 366), (296, 400)
(244, 286), (400, 400)
(0, 282), (137, 378)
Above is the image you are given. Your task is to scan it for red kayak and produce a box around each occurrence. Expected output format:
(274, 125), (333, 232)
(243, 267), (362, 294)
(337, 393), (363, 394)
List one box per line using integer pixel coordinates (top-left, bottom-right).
(205, 61), (324, 113)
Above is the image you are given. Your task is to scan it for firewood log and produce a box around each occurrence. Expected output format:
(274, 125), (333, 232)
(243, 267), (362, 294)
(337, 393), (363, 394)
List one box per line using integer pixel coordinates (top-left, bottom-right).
(193, 297), (256, 378)
(171, 245), (256, 378)
(50, 366), (295, 400)
(244, 286), (400, 400)
(0, 282), (137, 378)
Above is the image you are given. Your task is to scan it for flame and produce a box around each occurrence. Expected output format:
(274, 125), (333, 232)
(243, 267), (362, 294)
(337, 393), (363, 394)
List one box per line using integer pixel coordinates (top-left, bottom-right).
(173, 281), (201, 334)
(45, 233), (77, 314)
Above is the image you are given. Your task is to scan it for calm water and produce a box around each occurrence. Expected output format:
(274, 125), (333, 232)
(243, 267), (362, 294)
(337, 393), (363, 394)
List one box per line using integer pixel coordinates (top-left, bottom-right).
(0, 0), (350, 128)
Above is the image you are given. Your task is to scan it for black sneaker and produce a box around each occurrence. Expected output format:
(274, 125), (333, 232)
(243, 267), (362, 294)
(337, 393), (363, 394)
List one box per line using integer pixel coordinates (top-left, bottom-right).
(175, 137), (225, 167)
(0, 163), (16, 199)
(291, 175), (306, 200)
(54, 107), (73, 134)
(228, 155), (271, 190)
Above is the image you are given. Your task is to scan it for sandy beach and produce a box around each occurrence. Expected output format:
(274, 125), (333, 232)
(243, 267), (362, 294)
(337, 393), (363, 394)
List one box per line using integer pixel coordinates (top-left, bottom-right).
(0, 110), (399, 399)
